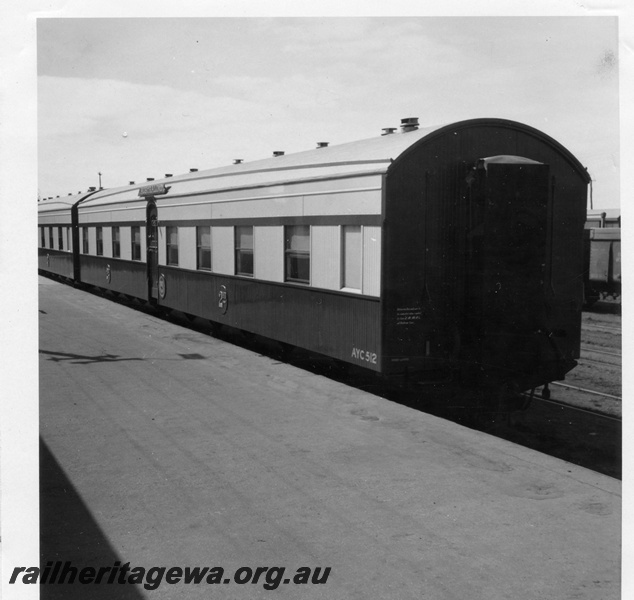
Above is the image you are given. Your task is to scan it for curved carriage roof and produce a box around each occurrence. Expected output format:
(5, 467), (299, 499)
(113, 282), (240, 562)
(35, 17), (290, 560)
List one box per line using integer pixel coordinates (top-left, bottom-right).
(37, 194), (85, 214)
(76, 118), (590, 209)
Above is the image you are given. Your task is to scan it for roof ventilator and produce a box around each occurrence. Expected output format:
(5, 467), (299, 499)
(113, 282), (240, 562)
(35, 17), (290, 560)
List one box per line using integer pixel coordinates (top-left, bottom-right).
(233, 159), (244, 164)
(382, 127), (397, 136)
(273, 151), (285, 157)
(316, 142), (329, 148)
(189, 168), (198, 172)
(400, 117), (419, 133)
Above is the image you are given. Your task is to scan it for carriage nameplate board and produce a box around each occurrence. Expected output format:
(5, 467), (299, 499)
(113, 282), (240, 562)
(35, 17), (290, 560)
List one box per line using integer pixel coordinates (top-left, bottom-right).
(138, 183), (170, 197)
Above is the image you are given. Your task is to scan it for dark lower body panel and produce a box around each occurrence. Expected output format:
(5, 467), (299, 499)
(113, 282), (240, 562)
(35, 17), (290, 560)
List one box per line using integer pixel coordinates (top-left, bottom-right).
(79, 255), (148, 300)
(38, 250), (74, 279)
(156, 266), (383, 371)
(71, 259), (382, 371)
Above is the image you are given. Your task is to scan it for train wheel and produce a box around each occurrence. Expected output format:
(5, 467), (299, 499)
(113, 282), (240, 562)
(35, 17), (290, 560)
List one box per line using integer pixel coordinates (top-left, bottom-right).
(541, 384), (551, 400)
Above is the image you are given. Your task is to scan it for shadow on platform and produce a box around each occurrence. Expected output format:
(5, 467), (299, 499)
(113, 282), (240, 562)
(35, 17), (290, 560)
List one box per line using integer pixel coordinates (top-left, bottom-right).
(39, 349), (145, 365)
(40, 438), (146, 599)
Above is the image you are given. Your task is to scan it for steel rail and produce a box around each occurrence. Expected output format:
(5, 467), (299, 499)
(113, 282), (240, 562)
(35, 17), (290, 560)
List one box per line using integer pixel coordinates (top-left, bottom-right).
(532, 394), (622, 422)
(580, 346), (621, 358)
(550, 380), (621, 401)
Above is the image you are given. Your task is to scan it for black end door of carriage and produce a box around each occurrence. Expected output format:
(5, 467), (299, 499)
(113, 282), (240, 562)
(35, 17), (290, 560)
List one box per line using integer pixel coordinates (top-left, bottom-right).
(465, 157), (550, 376)
(146, 201), (159, 302)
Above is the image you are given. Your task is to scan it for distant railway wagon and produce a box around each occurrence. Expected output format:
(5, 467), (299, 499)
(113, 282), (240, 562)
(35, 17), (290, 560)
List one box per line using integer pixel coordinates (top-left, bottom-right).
(586, 208), (620, 229)
(583, 227), (621, 305)
(38, 117), (590, 396)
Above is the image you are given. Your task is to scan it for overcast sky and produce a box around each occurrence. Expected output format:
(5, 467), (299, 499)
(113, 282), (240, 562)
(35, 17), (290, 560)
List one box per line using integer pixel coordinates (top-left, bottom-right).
(36, 15), (620, 209)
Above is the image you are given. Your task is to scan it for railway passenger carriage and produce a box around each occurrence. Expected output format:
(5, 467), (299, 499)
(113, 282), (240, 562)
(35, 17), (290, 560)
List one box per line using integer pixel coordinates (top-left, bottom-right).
(37, 195), (82, 280)
(38, 117), (591, 396)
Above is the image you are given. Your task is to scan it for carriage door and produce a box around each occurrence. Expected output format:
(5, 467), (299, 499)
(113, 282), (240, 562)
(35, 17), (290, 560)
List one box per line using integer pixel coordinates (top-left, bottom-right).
(467, 156), (549, 372)
(146, 201), (160, 301)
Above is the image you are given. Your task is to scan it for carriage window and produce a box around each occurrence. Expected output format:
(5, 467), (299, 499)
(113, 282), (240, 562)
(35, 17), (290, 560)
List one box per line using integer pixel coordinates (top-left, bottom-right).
(112, 226), (120, 258)
(197, 226), (211, 271)
(58, 227), (63, 250)
(41, 227), (45, 248)
(96, 227), (103, 256)
(66, 227), (71, 252)
(49, 227), (54, 249)
(82, 227), (89, 254)
(131, 226), (141, 260)
(342, 225), (362, 290)
(166, 226), (179, 266)
(285, 225), (310, 284)
(235, 226), (253, 277)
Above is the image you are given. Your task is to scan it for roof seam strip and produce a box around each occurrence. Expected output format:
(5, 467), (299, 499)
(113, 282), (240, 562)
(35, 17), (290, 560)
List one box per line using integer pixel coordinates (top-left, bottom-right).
(79, 169), (387, 207)
(80, 185), (382, 214)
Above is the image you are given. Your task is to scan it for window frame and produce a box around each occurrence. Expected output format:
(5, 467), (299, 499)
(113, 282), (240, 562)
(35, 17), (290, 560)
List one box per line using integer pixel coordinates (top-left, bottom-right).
(96, 226), (103, 256)
(235, 226), (254, 277)
(112, 226), (121, 258)
(166, 226), (179, 266)
(341, 224), (362, 292)
(284, 225), (311, 285)
(131, 226), (141, 261)
(82, 227), (89, 254)
(196, 226), (212, 271)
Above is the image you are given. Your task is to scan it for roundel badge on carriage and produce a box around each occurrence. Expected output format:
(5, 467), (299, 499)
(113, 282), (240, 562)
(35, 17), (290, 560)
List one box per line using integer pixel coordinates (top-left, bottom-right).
(218, 284), (228, 314)
(105, 264), (111, 283)
(158, 274), (167, 299)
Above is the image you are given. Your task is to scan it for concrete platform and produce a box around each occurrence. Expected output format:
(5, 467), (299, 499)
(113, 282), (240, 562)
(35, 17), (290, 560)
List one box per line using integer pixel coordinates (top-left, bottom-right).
(37, 277), (620, 599)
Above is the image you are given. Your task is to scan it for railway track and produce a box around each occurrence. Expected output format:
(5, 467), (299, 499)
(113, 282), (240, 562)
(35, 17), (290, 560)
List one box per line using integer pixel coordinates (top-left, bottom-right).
(549, 380), (621, 402)
(582, 322), (622, 335)
(579, 345), (621, 366)
(528, 377), (621, 426)
(505, 392), (621, 479)
(529, 387), (621, 421)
